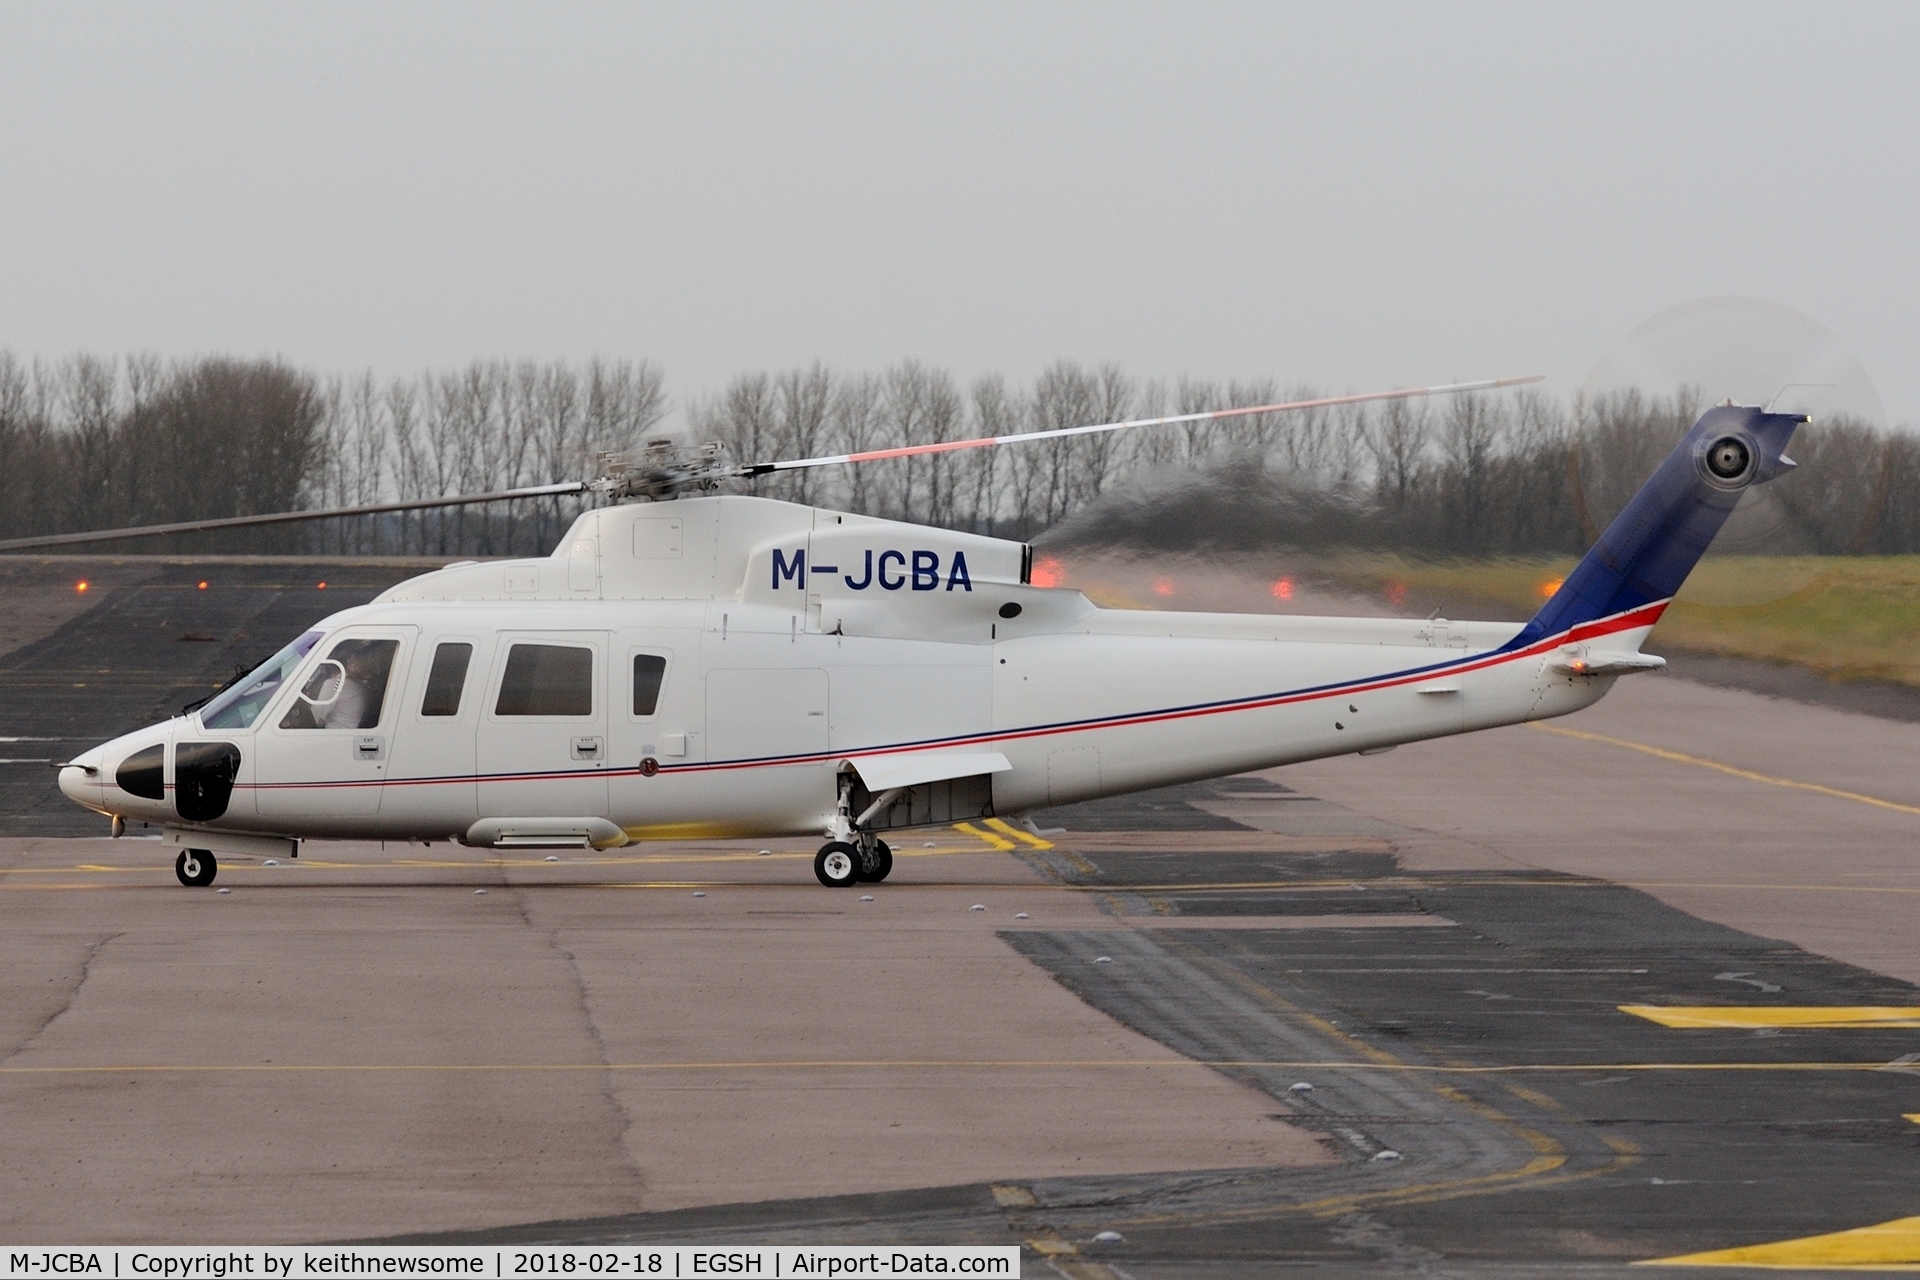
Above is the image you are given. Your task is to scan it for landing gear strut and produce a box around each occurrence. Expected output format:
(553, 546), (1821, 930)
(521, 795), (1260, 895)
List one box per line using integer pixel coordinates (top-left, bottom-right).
(175, 848), (217, 887)
(815, 773), (894, 887)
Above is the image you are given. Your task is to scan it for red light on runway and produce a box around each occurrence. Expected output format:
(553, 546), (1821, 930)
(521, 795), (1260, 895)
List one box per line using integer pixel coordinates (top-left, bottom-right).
(75, 581), (88, 593)
(1271, 577), (1294, 600)
(1385, 581), (1407, 607)
(316, 581), (327, 590)
(1153, 579), (1174, 597)
(198, 581), (209, 590)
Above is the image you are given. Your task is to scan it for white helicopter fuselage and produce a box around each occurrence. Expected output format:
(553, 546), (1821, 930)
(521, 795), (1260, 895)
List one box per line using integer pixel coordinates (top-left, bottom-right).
(52, 397), (1808, 889)
(58, 494), (1644, 856)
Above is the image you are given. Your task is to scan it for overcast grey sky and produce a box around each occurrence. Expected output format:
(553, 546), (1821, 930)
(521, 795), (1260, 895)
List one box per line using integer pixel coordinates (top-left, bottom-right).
(1, 2), (1914, 426)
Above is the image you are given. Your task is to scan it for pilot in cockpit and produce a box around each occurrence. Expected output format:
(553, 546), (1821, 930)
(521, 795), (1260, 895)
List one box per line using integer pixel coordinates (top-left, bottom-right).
(281, 638), (397, 731)
(319, 648), (375, 729)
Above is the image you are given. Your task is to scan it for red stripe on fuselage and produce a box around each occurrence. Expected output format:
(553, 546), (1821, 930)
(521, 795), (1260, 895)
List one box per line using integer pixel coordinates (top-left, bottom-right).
(238, 601), (1666, 793)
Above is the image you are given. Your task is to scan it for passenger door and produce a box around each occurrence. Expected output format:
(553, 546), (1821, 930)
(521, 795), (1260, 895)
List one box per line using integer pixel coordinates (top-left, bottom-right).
(477, 632), (610, 817)
(381, 634), (486, 828)
(255, 627), (415, 818)
(606, 628), (701, 823)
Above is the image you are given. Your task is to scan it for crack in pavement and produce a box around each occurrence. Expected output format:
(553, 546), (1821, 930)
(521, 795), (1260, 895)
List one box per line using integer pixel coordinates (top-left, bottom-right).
(2, 931), (120, 1063)
(507, 883), (650, 1204)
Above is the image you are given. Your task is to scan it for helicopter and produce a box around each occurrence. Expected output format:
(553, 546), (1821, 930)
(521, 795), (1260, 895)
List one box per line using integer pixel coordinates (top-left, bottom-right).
(37, 377), (1804, 888)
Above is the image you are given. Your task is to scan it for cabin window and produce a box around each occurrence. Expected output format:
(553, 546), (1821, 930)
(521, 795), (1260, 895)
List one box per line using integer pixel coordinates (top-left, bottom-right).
(632, 654), (667, 716)
(420, 643), (474, 717)
(495, 644), (593, 716)
(279, 638), (399, 730)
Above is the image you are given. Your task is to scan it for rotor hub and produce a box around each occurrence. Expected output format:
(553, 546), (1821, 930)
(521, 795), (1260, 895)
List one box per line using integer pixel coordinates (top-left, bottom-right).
(594, 439), (738, 501)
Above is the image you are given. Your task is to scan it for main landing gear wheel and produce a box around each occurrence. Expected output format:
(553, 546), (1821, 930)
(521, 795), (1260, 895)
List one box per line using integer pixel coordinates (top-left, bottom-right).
(814, 842), (860, 888)
(858, 839), (893, 883)
(175, 848), (217, 887)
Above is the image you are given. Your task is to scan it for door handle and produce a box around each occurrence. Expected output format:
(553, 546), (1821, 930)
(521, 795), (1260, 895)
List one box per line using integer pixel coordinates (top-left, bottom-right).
(353, 736), (385, 762)
(570, 736), (603, 761)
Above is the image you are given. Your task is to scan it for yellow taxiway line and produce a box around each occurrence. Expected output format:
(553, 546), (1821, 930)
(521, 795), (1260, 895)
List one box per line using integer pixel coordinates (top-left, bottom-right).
(950, 818), (1056, 850)
(981, 816), (1054, 848)
(1530, 722), (1920, 818)
(1641, 1215), (1920, 1269)
(952, 820), (1017, 850)
(1622, 1006), (1920, 1029)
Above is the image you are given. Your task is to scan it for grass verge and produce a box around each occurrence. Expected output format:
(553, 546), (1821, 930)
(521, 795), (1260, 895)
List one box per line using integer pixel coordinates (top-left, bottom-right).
(1308, 553), (1920, 689)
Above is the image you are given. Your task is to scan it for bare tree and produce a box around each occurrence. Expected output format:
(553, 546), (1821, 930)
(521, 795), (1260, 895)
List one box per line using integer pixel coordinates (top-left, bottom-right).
(345, 373), (389, 552)
(965, 374), (1021, 534)
(1363, 396), (1431, 511)
(829, 373), (884, 517)
(1571, 387), (1697, 539)
(1174, 377), (1221, 467)
(1226, 377), (1284, 470)
(876, 361), (937, 522)
(691, 372), (777, 497)
(1438, 393), (1501, 551)
(530, 362), (582, 551)
(584, 357), (669, 460)
(773, 363), (834, 507)
(911, 365), (965, 528)
(1129, 378), (1177, 472)
(386, 378), (429, 551)
(1027, 362), (1098, 527)
(60, 355), (120, 533)
(0, 353), (42, 538)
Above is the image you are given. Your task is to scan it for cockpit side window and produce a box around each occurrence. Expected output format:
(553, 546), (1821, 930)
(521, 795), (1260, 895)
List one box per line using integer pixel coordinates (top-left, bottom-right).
(280, 637), (399, 730)
(200, 630), (324, 730)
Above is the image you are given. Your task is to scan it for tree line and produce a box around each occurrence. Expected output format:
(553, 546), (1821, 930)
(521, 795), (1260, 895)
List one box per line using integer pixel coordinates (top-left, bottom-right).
(0, 353), (663, 555)
(0, 350), (1910, 558)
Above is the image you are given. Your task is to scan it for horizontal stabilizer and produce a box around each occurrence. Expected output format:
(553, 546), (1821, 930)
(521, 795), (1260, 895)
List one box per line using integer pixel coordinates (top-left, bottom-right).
(1548, 650), (1667, 677)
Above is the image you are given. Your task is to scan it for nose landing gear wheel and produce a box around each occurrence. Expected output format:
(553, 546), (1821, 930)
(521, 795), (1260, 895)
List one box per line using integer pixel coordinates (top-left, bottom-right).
(814, 842), (859, 888)
(859, 839), (893, 883)
(175, 848), (218, 887)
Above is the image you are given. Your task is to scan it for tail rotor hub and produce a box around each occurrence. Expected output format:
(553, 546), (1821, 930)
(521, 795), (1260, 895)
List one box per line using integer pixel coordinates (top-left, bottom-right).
(1702, 434), (1755, 486)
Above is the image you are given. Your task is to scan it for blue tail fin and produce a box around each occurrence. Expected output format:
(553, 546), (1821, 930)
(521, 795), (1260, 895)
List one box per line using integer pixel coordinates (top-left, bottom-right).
(1508, 404), (1805, 649)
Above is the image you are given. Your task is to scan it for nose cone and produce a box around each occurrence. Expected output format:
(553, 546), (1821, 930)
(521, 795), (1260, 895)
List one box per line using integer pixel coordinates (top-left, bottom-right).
(59, 746), (107, 813)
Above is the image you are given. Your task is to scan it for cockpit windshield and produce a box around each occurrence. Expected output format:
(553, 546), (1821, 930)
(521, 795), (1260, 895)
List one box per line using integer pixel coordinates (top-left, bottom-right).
(199, 630), (325, 730)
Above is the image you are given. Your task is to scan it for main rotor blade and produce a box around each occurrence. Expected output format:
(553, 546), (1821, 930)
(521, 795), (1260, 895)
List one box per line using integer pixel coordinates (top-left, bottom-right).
(0, 481), (590, 552)
(743, 375), (1544, 476)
